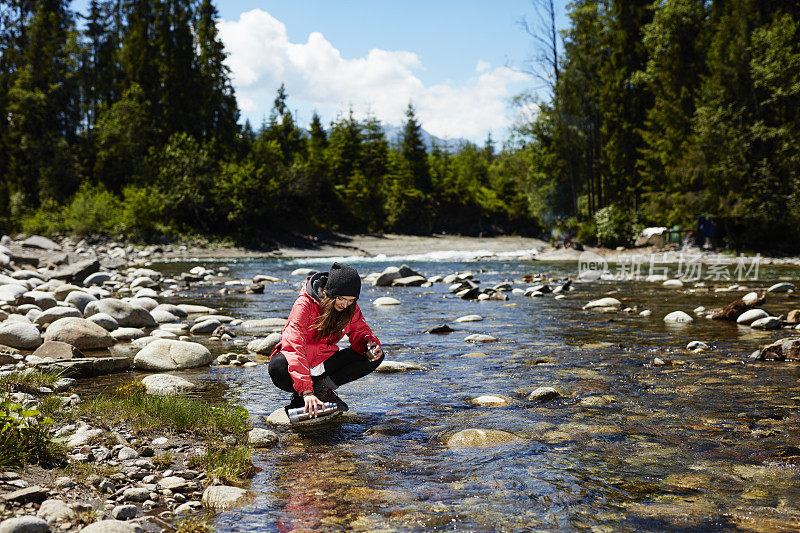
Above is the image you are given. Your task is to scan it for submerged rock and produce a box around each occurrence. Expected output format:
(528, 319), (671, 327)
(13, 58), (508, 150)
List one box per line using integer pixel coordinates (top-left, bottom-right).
(447, 428), (521, 448)
(529, 387), (560, 401)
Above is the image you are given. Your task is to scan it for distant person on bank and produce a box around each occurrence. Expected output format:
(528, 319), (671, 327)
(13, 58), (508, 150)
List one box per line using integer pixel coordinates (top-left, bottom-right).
(268, 262), (384, 418)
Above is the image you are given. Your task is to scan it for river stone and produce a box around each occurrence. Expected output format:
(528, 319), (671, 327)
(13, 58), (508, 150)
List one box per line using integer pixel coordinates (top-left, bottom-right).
(686, 341), (709, 351)
(0, 516), (48, 533)
(580, 396), (614, 407)
(427, 324), (454, 334)
(64, 290), (97, 313)
(583, 297), (622, 310)
(152, 304), (188, 318)
(176, 304), (218, 314)
(446, 428), (521, 448)
(529, 387), (560, 401)
(265, 406), (342, 427)
(142, 374), (196, 395)
(158, 476), (188, 491)
(44, 317), (113, 350)
(464, 334), (497, 343)
(374, 360), (426, 373)
(128, 296), (158, 310)
(111, 504), (138, 520)
(663, 279), (684, 288)
(751, 316), (781, 330)
(22, 235), (60, 251)
(736, 309), (769, 325)
(88, 313), (118, 331)
(454, 314), (483, 323)
(248, 428), (279, 447)
(190, 319), (221, 334)
(768, 282), (795, 293)
(0, 284), (27, 302)
(158, 323), (189, 335)
(639, 309), (652, 317)
(742, 292), (760, 305)
(34, 306), (82, 326)
(130, 276), (158, 290)
(79, 519), (144, 533)
(67, 424), (103, 448)
(22, 291), (56, 310)
(133, 339), (212, 370)
(664, 311), (694, 324)
(37, 499), (71, 522)
(391, 275), (427, 287)
(151, 329), (177, 338)
(247, 333), (282, 355)
(374, 266), (401, 287)
(83, 272), (111, 286)
(52, 284), (82, 301)
(149, 310), (178, 323)
(0, 321), (42, 349)
(712, 294), (766, 321)
(470, 395), (509, 407)
(373, 297), (400, 306)
(33, 340), (83, 360)
(241, 318), (285, 328)
(202, 485), (255, 510)
(84, 298), (156, 327)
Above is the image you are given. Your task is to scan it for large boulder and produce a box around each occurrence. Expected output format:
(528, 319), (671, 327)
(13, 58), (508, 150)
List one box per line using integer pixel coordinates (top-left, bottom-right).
(21, 235), (60, 251)
(84, 298), (157, 327)
(133, 339), (213, 371)
(374, 266), (402, 287)
(44, 317), (113, 350)
(32, 340), (84, 360)
(0, 321), (41, 349)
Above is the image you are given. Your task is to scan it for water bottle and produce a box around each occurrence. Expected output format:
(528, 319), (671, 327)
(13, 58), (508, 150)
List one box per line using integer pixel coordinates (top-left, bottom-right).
(287, 402), (339, 424)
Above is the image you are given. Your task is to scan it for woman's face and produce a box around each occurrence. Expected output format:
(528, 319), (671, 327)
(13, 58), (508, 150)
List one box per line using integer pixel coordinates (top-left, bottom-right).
(332, 294), (357, 312)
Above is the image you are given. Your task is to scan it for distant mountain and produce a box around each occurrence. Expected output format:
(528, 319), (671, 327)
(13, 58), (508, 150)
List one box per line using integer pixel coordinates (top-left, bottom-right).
(382, 124), (470, 153)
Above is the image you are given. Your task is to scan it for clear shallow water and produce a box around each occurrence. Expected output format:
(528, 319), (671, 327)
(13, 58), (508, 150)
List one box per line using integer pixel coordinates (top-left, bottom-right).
(90, 257), (800, 531)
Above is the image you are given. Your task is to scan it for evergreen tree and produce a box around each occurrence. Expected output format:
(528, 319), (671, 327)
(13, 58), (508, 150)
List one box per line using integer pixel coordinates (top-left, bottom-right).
(400, 103), (431, 192)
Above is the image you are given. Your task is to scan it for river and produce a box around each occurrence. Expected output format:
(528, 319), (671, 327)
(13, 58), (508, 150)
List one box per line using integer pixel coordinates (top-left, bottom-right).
(89, 253), (800, 531)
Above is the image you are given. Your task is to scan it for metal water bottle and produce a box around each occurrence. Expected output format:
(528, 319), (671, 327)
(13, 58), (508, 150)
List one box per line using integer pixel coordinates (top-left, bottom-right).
(287, 402), (339, 424)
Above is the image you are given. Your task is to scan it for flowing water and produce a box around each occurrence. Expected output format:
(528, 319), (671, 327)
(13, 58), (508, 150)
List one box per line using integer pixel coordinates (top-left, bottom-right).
(85, 255), (800, 531)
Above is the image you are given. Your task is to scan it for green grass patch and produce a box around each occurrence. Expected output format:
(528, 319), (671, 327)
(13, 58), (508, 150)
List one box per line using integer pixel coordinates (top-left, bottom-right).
(73, 381), (250, 439)
(174, 514), (217, 533)
(188, 441), (254, 485)
(0, 369), (64, 395)
(57, 461), (119, 485)
(0, 399), (65, 468)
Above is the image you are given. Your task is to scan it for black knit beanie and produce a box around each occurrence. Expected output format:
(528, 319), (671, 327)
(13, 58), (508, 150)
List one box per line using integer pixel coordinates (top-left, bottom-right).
(325, 262), (361, 298)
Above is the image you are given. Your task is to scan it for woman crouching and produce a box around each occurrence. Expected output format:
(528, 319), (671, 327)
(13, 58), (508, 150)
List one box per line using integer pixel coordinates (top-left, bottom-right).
(268, 262), (384, 418)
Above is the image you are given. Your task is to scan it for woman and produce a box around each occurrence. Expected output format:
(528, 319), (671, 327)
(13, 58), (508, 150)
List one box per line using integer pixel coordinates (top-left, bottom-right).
(269, 262), (384, 419)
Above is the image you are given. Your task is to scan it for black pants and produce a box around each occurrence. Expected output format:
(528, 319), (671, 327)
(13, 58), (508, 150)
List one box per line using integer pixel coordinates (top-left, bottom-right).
(268, 348), (384, 394)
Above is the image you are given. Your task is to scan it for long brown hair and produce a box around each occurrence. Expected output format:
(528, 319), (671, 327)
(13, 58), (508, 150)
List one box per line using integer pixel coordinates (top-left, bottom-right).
(313, 294), (357, 341)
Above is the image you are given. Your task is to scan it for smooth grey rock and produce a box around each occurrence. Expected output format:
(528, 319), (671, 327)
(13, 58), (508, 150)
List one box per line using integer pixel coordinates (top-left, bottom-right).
(202, 485), (255, 510)
(142, 374), (196, 395)
(78, 519), (144, 533)
(374, 266), (401, 287)
(768, 282), (795, 293)
(447, 428), (521, 448)
(47, 258), (100, 284)
(32, 340), (83, 360)
(246, 332), (282, 355)
(150, 310), (178, 323)
(686, 341), (709, 350)
(87, 313), (118, 331)
(663, 311), (694, 324)
(0, 516), (48, 533)
(44, 317), (113, 350)
(583, 297), (621, 310)
(133, 339), (213, 371)
(375, 360), (425, 373)
(0, 321), (41, 349)
(737, 309), (769, 325)
(529, 387), (560, 401)
(454, 314), (483, 323)
(391, 275), (427, 287)
(189, 319), (221, 335)
(111, 504), (138, 520)
(464, 334), (497, 343)
(83, 272), (111, 286)
(122, 487), (148, 502)
(22, 291), (56, 310)
(110, 327), (145, 341)
(373, 297), (400, 306)
(751, 316), (781, 330)
(34, 306), (83, 326)
(21, 235), (60, 251)
(64, 290), (97, 313)
(37, 498), (71, 522)
(152, 304), (187, 318)
(84, 298), (156, 328)
(248, 428), (278, 447)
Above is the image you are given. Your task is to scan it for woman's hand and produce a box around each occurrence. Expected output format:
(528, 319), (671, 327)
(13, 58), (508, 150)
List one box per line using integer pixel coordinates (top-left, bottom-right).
(303, 393), (325, 417)
(366, 341), (383, 361)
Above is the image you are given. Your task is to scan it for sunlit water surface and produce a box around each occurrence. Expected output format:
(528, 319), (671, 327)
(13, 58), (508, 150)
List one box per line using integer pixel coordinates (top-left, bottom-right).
(80, 256), (800, 532)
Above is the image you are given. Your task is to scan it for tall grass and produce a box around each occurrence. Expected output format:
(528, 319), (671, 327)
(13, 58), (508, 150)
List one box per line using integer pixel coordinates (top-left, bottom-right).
(0, 399), (65, 468)
(75, 381), (250, 439)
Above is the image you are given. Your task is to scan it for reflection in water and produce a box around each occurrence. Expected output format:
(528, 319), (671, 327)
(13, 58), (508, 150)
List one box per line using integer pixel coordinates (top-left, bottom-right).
(75, 258), (800, 531)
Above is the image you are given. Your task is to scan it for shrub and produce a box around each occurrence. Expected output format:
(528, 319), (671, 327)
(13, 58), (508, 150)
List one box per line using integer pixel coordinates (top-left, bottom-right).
(594, 204), (641, 248)
(0, 399), (64, 468)
(63, 182), (122, 235)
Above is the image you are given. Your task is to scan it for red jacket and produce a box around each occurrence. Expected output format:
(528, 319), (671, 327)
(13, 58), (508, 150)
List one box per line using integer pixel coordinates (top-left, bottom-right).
(272, 280), (380, 394)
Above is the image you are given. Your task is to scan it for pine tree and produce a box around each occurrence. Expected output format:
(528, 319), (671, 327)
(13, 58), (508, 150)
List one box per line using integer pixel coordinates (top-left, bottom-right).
(400, 103), (431, 192)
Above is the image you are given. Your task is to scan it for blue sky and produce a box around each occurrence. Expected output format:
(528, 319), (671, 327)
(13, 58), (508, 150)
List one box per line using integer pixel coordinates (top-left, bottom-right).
(71, 1), (569, 142)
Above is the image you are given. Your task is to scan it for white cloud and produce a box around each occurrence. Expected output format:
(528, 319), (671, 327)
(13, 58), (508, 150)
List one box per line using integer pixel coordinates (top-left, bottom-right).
(218, 9), (530, 141)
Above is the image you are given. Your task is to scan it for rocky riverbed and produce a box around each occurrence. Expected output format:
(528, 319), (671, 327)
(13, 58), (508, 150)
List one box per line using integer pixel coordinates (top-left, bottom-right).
(2, 233), (800, 532)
